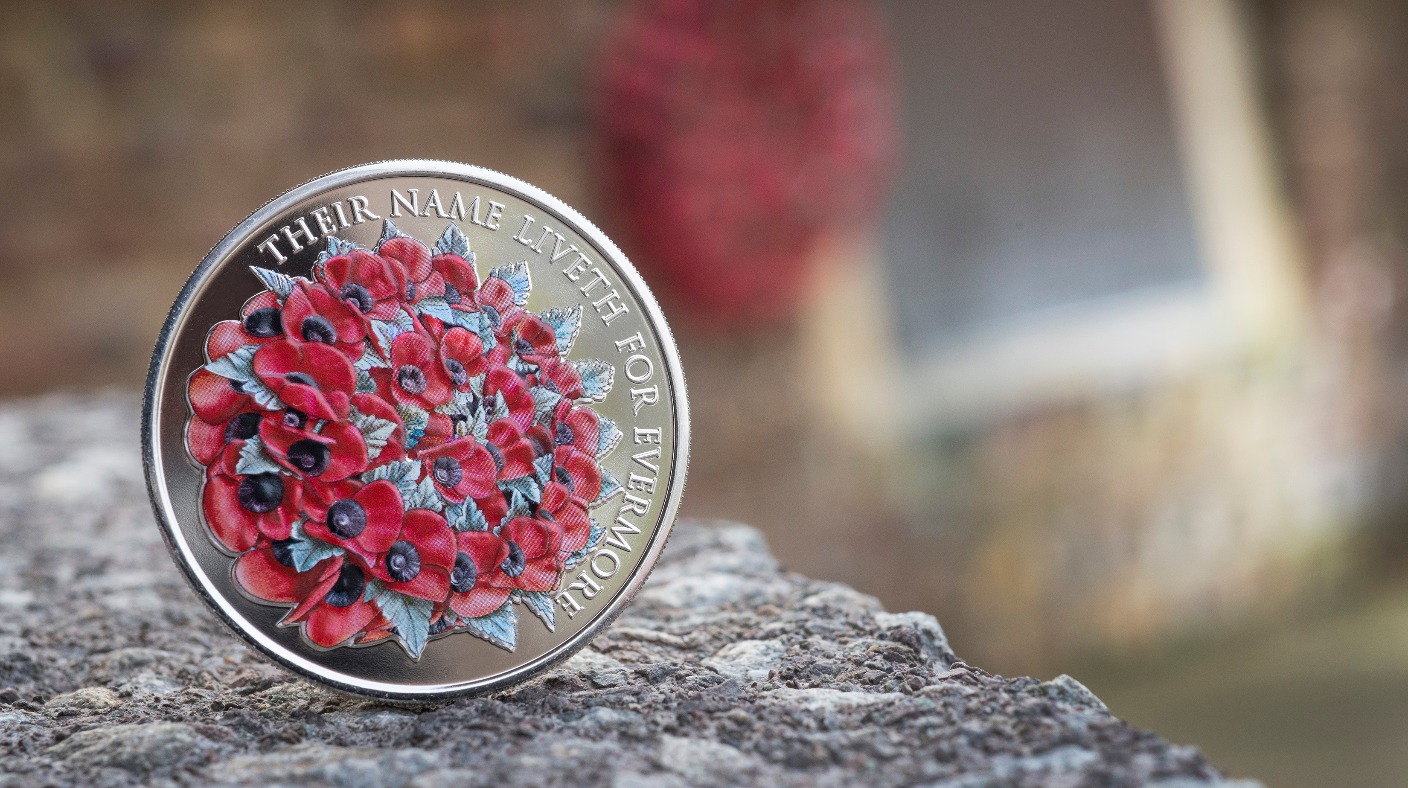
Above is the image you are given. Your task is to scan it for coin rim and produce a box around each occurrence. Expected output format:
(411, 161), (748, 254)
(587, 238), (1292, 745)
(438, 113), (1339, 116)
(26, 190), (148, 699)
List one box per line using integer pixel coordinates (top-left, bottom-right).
(142, 159), (690, 700)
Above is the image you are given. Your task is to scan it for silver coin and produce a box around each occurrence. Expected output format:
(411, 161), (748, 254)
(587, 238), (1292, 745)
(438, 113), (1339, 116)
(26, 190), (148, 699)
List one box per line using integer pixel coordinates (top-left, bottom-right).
(143, 160), (689, 699)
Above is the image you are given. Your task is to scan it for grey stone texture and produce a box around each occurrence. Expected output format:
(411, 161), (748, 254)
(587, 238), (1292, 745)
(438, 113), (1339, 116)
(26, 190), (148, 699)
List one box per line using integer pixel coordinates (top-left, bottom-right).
(0, 393), (1251, 786)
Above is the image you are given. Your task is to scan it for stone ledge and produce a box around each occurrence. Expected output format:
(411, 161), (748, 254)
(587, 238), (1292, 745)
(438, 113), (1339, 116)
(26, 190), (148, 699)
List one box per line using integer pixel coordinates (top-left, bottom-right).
(0, 393), (1252, 786)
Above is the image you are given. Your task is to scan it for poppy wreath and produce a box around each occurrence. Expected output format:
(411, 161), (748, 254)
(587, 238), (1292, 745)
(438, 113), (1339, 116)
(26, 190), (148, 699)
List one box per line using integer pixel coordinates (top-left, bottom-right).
(186, 219), (624, 658)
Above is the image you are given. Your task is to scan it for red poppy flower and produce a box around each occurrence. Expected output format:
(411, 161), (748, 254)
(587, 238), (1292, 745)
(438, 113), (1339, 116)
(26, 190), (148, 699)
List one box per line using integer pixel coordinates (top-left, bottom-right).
(476, 276), (522, 325)
(186, 365), (264, 465)
(234, 541), (335, 605)
(553, 445), (603, 504)
(188, 368), (254, 425)
(301, 476), (363, 522)
(447, 530), (512, 618)
(506, 312), (557, 362)
(186, 407), (264, 466)
(533, 357), (584, 401)
(483, 516), (562, 592)
(369, 509), (456, 603)
(415, 437), (498, 503)
(303, 479), (405, 567)
(484, 365), (535, 430)
(485, 419), (538, 480)
(321, 249), (409, 321)
(206, 291), (285, 358)
(281, 282), (369, 359)
(439, 327), (487, 390)
(201, 441), (302, 552)
(351, 391), (409, 464)
(380, 331), (453, 411)
(252, 338), (356, 422)
(379, 236), (434, 298)
(259, 411), (368, 482)
(541, 482), (593, 556)
(432, 253), (478, 309)
(551, 401), (602, 455)
(283, 558), (382, 649)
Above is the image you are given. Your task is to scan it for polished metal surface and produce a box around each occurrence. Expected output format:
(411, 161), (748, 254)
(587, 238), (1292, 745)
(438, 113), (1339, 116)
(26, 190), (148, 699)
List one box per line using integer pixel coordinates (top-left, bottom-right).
(143, 161), (688, 699)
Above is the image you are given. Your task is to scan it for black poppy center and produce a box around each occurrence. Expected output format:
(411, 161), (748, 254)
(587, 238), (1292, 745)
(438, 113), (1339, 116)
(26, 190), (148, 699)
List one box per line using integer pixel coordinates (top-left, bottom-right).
(554, 422), (575, 446)
(485, 443), (505, 473)
(244, 307), (283, 338)
(405, 281), (418, 301)
(445, 358), (467, 388)
(282, 409), (307, 430)
(449, 552), (477, 593)
(525, 429), (553, 457)
(327, 499), (367, 539)
(396, 365), (428, 395)
(514, 337), (534, 356)
(340, 283), (373, 313)
(271, 538), (298, 568)
(287, 439), (330, 476)
(481, 305), (502, 328)
(500, 540), (526, 578)
(285, 372), (317, 388)
(386, 540), (421, 583)
(324, 563), (365, 608)
(443, 282), (462, 305)
(236, 473), (284, 514)
(300, 315), (337, 344)
(554, 465), (574, 492)
(225, 412), (262, 443)
(432, 457), (463, 488)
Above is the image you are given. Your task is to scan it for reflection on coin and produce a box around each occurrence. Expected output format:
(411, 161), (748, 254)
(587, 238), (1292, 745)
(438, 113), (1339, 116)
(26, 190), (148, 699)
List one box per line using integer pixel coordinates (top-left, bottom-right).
(143, 161), (688, 699)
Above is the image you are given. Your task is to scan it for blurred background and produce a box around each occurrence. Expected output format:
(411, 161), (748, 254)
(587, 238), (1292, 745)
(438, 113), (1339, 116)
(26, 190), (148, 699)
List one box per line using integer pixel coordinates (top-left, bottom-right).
(3, 0), (1408, 783)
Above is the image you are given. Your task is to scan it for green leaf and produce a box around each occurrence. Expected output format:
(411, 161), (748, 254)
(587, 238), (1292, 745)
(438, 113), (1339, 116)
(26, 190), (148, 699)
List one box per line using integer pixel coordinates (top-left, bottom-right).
(396, 403), (430, 436)
(489, 261), (532, 306)
(373, 587), (434, 659)
(417, 297), (456, 323)
(370, 314), (415, 356)
(519, 590), (556, 633)
(235, 436), (282, 476)
(500, 475), (541, 508)
(532, 453), (554, 485)
(354, 347), (391, 370)
(434, 222), (471, 257)
(355, 367), (376, 394)
(250, 266), (297, 299)
(287, 522), (343, 573)
(444, 498), (489, 532)
(488, 392), (510, 424)
(378, 218), (409, 248)
(540, 305), (582, 355)
(594, 469), (623, 506)
(349, 406), (399, 462)
(462, 601), (518, 651)
(204, 345), (280, 410)
(364, 459), (421, 501)
(532, 387), (563, 425)
(404, 475), (444, 512)
(574, 359), (614, 403)
(596, 418), (623, 459)
(315, 235), (361, 268)
(447, 310), (497, 349)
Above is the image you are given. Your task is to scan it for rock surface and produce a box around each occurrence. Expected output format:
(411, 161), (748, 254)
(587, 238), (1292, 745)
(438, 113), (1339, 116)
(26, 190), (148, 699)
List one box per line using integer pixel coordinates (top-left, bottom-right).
(0, 393), (1252, 786)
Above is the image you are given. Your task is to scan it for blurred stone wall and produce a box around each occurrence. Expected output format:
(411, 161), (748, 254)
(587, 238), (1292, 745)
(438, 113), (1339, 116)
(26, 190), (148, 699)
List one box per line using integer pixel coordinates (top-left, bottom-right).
(7, 0), (1408, 679)
(0, 1), (614, 397)
(863, 0), (1408, 674)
